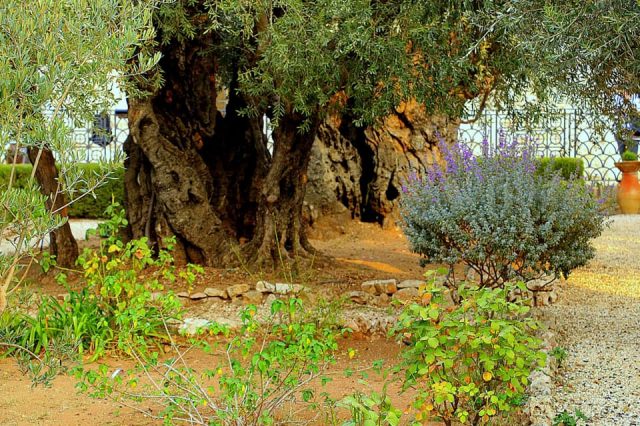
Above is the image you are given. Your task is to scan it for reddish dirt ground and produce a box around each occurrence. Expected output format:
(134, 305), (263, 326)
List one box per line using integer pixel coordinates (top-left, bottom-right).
(0, 219), (437, 426)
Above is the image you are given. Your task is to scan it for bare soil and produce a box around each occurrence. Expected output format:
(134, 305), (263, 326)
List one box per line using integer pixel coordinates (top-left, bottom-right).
(0, 219), (433, 426)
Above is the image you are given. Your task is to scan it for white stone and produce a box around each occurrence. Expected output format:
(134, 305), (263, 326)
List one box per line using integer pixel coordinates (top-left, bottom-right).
(264, 294), (277, 307)
(393, 287), (419, 302)
(361, 279), (397, 295)
(227, 284), (250, 298)
(179, 318), (210, 335)
(243, 290), (263, 305)
(255, 280), (276, 293)
(274, 283), (305, 294)
(348, 291), (374, 305)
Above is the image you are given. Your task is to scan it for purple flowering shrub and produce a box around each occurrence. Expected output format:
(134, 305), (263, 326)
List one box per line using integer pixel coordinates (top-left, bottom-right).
(401, 136), (606, 290)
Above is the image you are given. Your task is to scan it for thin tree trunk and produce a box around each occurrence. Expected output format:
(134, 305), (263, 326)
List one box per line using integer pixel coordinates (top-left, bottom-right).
(27, 147), (78, 268)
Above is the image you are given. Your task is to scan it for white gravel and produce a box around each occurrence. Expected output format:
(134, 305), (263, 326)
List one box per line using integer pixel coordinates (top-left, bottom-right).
(542, 215), (640, 426)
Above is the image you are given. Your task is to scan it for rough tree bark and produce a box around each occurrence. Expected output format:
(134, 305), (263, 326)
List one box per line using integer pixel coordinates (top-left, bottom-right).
(27, 147), (78, 268)
(125, 32), (320, 267)
(243, 113), (320, 266)
(124, 30), (229, 265)
(307, 100), (460, 227)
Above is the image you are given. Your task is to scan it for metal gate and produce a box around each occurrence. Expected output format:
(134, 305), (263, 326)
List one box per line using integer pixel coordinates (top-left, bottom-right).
(458, 109), (621, 183)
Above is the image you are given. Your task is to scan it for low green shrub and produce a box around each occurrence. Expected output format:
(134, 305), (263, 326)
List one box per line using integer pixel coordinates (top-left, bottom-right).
(394, 276), (546, 425)
(340, 385), (402, 426)
(1, 205), (183, 362)
(621, 150), (638, 161)
(76, 298), (341, 425)
(401, 139), (606, 290)
(549, 346), (568, 368)
(0, 164), (124, 218)
(535, 157), (584, 180)
(553, 409), (588, 426)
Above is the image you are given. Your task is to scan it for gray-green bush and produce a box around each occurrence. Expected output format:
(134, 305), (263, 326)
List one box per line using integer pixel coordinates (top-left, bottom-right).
(400, 138), (607, 290)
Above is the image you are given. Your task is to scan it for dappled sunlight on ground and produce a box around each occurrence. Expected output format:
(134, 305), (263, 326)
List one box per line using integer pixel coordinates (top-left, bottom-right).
(335, 257), (405, 274)
(566, 269), (640, 299)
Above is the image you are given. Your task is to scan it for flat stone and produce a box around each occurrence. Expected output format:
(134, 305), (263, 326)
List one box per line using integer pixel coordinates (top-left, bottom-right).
(361, 279), (397, 295)
(274, 283), (305, 294)
(204, 287), (228, 299)
(255, 280), (276, 293)
(189, 292), (208, 300)
(227, 284), (250, 298)
(243, 290), (263, 305)
(179, 318), (210, 335)
(393, 287), (420, 302)
(398, 279), (423, 289)
(348, 290), (374, 305)
(527, 275), (556, 291)
(176, 291), (190, 298)
(361, 282), (378, 295)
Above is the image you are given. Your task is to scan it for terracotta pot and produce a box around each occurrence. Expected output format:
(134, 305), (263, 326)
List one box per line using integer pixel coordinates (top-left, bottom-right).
(615, 161), (640, 214)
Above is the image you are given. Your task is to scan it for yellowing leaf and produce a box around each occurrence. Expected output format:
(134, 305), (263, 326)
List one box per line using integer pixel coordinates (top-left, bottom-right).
(483, 371), (493, 382)
(108, 244), (120, 253)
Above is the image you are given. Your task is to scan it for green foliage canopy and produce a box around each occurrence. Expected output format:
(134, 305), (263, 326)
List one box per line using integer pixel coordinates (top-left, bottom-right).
(149, 0), (535, 127)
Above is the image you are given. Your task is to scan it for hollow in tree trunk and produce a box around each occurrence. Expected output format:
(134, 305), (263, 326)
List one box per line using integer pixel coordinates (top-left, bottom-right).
(307, 100), (460, 226)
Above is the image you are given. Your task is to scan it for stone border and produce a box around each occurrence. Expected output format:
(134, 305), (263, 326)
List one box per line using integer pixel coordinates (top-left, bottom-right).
(526, 329), (559, 426)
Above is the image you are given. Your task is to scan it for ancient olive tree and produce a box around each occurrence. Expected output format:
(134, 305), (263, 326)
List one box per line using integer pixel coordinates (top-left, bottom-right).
(125, 0), (534, 265)
(306, 1), (538, 225)
(0, 0), (158, 313)
(311, 0), (640, 224)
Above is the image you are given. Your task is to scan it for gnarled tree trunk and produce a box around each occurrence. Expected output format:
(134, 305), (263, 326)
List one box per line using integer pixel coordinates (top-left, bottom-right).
(243, 113), (320, 266)
(124, 31), (230, 265)
(124, 32), (320, 268)
(28, 147), (78, 268)
(307, 100), (460, 227)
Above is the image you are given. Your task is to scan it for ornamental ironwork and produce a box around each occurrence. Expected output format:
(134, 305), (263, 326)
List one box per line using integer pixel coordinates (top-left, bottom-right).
(458, 108), (621, 183)
(68, 108), (622, 184)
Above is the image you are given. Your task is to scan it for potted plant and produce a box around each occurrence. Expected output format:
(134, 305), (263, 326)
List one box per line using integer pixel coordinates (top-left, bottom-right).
(615, 149), (640, 214)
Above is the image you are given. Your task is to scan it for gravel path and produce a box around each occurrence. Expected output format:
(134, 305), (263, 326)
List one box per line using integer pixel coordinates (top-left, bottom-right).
(543, 215), (640, 425)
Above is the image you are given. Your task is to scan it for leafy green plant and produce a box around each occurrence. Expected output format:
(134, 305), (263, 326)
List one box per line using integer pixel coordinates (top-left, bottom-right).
(70, 210), (184, 359)
(550, 346), (568, 368)
(394, 276), (546, 425)
(2, 204), (185, 363)
(536, 157), (584, 180)
(76, 298), (340, 424)
(621, 150), (638, 161)
(0, 0), (159, 316)
(340, 384), (402, 426)
(553, 409), (588, 426)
